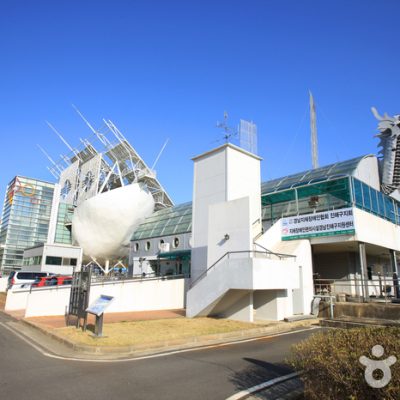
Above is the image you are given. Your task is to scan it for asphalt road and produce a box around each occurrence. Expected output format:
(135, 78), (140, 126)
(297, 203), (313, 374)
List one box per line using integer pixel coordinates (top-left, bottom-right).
(0, 312), (319, 400)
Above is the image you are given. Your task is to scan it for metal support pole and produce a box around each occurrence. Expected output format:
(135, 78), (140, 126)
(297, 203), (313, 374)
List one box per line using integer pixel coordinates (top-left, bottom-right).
(393, 272), (400, 299)
(358, 242), (369, 302)
(329, 297), (334, 319)
(95, 314), (104, 337)
(390, 250), (399, 275)
(389, 250), (399, 300)
(128, 259), (134, 278)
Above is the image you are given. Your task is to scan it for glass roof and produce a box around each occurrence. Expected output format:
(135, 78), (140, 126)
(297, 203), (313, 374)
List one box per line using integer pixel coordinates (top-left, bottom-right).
(261, 155), (372, 195)
(132, 202), (192, 240)
(132, 155), (373, 240)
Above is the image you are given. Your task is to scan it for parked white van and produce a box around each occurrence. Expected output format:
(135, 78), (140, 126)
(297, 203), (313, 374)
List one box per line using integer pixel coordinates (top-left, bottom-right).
(7, 271), (54, 290)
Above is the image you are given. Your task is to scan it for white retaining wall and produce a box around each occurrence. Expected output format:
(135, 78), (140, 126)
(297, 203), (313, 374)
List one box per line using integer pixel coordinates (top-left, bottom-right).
(0, 277), (8, 292)
(6, 277), (187, 318)
(5, 288), (30, 311)
(88, 277), (186, 313)
(24, 285), (71, 317)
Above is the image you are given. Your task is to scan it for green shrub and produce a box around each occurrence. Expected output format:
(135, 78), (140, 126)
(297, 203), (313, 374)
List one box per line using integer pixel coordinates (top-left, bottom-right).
(289, 327), (400, 399)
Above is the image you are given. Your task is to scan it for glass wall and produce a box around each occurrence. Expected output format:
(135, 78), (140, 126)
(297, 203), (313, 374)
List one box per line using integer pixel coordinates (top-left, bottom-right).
(352, 178), (399, 224)
(54, 203), (73, 245)
(133, 202), (192, 240)
(0, 176), (55, 271)
(262, 177), (352, 224)
(262, 177), (400, 226)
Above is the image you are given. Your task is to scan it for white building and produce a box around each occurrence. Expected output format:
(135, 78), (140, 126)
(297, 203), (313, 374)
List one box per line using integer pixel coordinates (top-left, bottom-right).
(130, 145), (400, 322)
(23, 243), (83, 275)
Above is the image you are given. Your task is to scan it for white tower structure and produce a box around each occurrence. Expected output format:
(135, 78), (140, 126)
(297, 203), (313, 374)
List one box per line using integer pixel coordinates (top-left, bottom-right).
(190, 143), (262, 281)
(187, 143), (301, 322)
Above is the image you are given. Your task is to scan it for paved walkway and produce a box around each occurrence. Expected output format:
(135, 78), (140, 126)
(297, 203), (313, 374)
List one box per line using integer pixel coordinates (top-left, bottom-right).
(25, 308), (186, 329)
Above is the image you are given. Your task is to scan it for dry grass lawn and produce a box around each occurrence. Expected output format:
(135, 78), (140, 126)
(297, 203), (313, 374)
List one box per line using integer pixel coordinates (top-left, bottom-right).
(0, 292), (7, 310)
(55, 317), (259, 347)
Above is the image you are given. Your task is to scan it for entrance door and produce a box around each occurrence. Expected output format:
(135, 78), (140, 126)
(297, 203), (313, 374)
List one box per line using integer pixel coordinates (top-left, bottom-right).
(292, 265), (304, 314)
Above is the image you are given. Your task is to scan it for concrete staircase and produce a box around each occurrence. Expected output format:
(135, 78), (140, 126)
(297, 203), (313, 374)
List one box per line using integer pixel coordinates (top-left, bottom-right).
(186, 253), (299, 321)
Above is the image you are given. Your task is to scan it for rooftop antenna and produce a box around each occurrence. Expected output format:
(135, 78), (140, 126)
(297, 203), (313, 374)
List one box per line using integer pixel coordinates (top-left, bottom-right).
(72, 105), (110, 148)
(60, 154), (71, 166)
(309, 91), (319, 169)
(151, 138), (169, 170)
(72, 104), (98, 135)
(79, 137), (98, 156)
(46, 121), (82, 162)
(37, 144), (63, 174)
(216, 111), (236, 142)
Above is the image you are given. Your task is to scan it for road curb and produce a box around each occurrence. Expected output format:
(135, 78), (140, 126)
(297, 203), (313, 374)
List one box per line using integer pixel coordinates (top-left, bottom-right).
(20, 318), (319, 359)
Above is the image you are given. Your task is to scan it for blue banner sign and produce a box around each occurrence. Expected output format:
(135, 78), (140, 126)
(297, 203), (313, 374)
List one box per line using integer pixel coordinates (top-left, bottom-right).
(86, 295), (114, 316)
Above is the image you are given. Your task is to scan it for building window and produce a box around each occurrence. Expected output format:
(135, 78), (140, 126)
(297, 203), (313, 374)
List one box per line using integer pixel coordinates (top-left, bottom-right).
(61, 180), (71, 199)
(62, 257), (78, 266)
(82, 171), (94, 192)
(145, 241), (151, 251)
(173, 237), (179, 248)
(134, 243), (139, 252)
(45, 256), (62, 266)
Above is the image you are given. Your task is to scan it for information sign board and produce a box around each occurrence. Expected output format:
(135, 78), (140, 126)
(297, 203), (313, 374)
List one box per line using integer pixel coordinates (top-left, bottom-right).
(86, 295), (114, 316)
(281, 207), (355, 240)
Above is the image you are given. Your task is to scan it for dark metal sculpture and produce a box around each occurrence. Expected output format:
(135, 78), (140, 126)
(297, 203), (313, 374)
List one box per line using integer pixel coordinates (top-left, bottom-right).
(372, 107), (400, 194)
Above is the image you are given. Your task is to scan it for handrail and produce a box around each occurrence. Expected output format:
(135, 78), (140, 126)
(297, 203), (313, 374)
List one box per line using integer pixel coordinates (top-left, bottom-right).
(253, 230), (264, 241)
(189, 252), (230, 289)
(253, 242), (296, 260)
(253, 242), (274, 254)
(189, 249), (295, 289)
(25, 274), (188, 292)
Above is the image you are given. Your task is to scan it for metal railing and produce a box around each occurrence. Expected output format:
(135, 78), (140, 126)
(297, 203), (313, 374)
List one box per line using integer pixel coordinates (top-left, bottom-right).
(91, 272), (186, 285)
(253, 242), (296, 260)
(189, 249), (296, 289)
(314, 275), (400, 304)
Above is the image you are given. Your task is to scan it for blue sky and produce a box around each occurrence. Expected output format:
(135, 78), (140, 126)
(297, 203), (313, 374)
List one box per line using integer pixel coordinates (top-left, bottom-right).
(1, 0), (399, 205)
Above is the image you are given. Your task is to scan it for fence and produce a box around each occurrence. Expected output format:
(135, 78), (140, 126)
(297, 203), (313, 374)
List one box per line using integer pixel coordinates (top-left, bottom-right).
(90, 272), (184, 284)
(6, 275), (188, 317)
(314, 274), (400, 303)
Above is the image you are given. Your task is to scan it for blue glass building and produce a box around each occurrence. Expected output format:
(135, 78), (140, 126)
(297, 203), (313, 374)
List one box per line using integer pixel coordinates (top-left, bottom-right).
(0, 176), (55, 272)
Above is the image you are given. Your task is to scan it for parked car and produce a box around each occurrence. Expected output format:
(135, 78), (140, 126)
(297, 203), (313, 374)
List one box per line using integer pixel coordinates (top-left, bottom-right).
(31, 275), (73, 288)
(7, 271), (54, 290)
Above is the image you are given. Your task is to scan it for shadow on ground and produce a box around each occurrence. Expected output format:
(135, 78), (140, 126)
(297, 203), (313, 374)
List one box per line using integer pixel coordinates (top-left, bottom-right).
(229, 357), (292, 389)
(229, 358), (303, 399)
